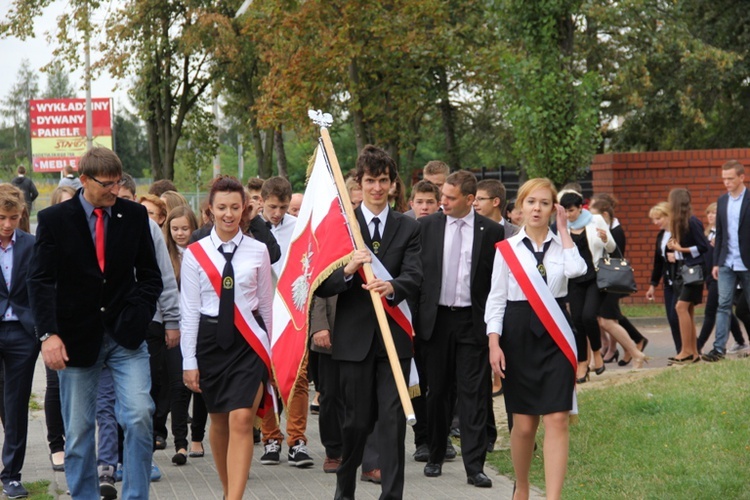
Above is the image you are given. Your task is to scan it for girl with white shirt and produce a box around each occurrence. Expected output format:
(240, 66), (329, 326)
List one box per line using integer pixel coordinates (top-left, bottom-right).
(487, 178), (586, 500)
(180, 177), (273, 500)
(645, 202), (683, 355)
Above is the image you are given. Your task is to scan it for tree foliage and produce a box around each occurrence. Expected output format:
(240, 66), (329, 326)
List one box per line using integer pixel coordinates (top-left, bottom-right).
(0, 59), (39, 165)
(494, 0), (601, 184)
(42, 61), (78, 98)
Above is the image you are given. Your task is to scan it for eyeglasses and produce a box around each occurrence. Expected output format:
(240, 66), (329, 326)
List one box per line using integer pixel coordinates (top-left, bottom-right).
(474, 196), (499, 202)
(89, 176), (126, 189)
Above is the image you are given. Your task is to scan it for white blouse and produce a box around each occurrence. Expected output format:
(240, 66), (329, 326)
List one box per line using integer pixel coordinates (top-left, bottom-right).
(180, 228), (273, 370)
(485, 227), (587, 337)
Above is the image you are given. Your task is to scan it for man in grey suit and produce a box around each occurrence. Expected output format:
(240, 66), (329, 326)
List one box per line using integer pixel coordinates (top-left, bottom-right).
(474, 179), (520, 237)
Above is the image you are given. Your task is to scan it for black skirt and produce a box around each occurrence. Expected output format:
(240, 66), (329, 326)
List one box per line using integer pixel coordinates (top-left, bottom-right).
(674, 269), (704, 305)
(598, 291), (621, 320)
(500, 301), (575, 415)
(196, 315), (268, 413)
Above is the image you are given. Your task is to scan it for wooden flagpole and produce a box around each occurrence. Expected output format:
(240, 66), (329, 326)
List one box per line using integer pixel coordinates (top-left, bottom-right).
(317, 124), (417, 426)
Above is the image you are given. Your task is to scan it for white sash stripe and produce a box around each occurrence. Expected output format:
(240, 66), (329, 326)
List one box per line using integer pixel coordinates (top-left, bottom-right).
(504, 241), (578, 415)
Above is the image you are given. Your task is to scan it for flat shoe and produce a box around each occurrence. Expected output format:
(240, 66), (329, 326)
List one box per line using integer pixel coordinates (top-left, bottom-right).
(188, 443), (204, 458)
(51, 451), (65, 472)
(172, 451), (187, 466)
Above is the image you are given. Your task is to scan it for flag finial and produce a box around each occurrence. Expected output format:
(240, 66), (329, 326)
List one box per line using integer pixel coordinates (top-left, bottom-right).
(308, 109), (333, 128)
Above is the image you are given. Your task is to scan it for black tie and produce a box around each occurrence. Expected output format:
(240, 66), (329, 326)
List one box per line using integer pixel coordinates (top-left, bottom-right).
(372, 217), (382, 254)
(217, 243), (239, 350)
(522, 237), (552, 337)
(522, 238), (552, 283)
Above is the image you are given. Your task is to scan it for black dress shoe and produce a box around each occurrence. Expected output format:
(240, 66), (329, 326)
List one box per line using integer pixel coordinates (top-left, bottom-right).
(413, 443), (429, 462)
(467, 472), (493, 488)
(423, 462), (442, 477)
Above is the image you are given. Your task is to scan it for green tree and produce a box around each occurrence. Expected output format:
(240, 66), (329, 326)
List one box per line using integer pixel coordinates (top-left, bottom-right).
(0, 59), (39, 164)
(113, 108), (150, 177)
(42, 61), (77, 98)
(494, 0), (601, 185)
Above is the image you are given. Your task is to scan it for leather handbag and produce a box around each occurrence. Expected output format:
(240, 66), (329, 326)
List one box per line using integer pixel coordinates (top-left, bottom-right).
(596, 249), (638, 295)
(680, 264), (704, 285)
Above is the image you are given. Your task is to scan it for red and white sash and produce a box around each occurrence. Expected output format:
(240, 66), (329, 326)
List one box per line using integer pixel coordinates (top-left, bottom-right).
(496, 239), (578, 415)
(358, 250), (420, 393)
(188, 238), (276, 416)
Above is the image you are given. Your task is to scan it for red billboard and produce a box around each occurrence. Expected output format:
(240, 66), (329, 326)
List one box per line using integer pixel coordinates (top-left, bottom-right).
(29, 98), (113, 173)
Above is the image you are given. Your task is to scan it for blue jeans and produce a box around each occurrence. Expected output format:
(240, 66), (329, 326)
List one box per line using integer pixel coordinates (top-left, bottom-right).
(714, 267), (750, 354)
(59, 335), (153, 500)
(96, 367), (119, 467)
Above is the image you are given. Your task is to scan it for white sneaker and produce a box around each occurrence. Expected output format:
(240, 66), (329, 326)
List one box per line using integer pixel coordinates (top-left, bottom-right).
(728, 343), (749, 354)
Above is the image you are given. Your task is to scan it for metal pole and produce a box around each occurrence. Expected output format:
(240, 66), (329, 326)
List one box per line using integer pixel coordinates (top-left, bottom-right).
(84, 3), (93, 151)
(237, 133), (244, 181)
(212, 99), (220, 177)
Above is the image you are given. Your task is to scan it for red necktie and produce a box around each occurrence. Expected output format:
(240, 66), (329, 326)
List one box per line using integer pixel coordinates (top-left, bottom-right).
(94, 208), (105, 272)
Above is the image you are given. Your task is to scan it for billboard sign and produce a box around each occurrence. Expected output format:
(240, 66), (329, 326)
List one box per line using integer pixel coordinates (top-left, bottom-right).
(29, 98), (113, 173)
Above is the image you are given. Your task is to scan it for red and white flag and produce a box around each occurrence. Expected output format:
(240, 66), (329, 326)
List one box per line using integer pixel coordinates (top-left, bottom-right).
(271, 143), (355, 405)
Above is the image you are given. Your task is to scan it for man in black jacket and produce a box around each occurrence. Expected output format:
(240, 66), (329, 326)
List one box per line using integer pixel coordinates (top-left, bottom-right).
(416, 170), (504, 488)
(28, 148), (163, 499)
(10, 166), (38, 214)
(705, 159), (750, 361)
(316, 145), (421, 500)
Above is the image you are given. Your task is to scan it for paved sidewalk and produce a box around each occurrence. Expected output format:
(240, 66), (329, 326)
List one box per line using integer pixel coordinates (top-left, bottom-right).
(22, 356), (533, 499)
(18, 317), (703, 498)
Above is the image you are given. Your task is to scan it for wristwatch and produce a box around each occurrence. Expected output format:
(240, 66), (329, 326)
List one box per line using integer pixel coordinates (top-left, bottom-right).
(39, 333), (55, 342)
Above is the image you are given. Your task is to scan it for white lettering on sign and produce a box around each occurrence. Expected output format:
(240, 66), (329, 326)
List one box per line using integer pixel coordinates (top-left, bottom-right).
(34, 101), (110, 113)
(36, 115), (85, 125)
(37, 158), (78, 169)
(36, 128), (83, 137)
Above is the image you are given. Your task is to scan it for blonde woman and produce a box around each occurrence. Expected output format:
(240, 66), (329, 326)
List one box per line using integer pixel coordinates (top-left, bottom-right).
(487, 178), (586, 500)
(645, 202), (682, 355)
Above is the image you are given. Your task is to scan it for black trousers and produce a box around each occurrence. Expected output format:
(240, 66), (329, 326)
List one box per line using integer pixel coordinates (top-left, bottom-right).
(410, 339), (428, 448)
(424, 307), (488, 476)
(568, 279), (603, 359)
(146, 321), (191, 450)
(0, 323), (39, 483)
(317, 352), (344, 459)
(335, 339), (409, 500)
(45, 366), (65, 453)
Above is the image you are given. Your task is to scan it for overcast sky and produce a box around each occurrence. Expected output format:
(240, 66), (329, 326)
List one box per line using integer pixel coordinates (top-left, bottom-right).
(0, 0), (130, 117)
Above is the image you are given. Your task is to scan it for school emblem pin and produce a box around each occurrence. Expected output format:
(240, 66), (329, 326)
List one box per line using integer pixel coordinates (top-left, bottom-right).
(223, 276), (233, 289)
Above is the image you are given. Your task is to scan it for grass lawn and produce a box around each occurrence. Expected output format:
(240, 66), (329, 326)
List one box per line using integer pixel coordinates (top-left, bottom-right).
(22, 480), (52, 500)
(487, 358), (750, 498)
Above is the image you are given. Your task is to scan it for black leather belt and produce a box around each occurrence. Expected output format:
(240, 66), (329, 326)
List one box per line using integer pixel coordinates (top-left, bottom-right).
(437, 305), (472, 312)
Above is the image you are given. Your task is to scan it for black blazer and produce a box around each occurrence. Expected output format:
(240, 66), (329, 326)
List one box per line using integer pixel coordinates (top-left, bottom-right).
(714, 190), (750, 268)
(415, 211), (504, 344)
(676, 216), (709, 268)
(28, 194), (163, 367)
(315, 207), (422, 362)
(0, 230), (36, 337)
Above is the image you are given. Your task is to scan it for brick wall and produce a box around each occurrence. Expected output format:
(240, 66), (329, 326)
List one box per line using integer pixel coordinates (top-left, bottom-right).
(590, 149), (750, 304)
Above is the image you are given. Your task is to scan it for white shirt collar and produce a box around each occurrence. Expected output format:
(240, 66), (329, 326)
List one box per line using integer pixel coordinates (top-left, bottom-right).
(209, 226), (243, 250)
(360, 203), (389, 226)
(446, 208), (474, 227)
(514, 226), (558, 249)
